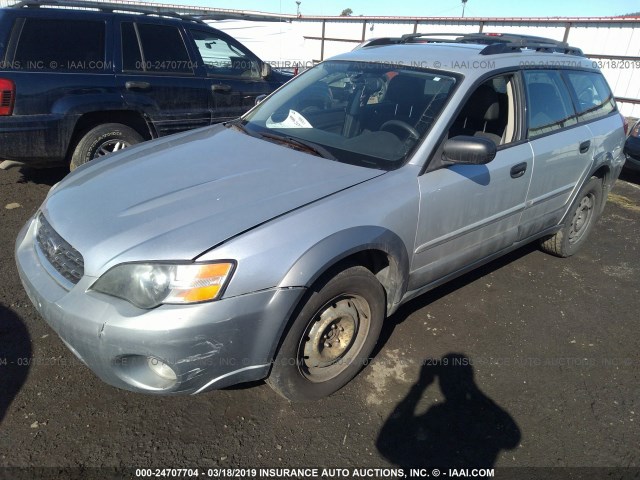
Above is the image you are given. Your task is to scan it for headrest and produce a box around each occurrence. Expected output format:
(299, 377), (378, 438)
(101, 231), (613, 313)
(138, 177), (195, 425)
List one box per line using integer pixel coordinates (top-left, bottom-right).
(461, 84), (500, 121)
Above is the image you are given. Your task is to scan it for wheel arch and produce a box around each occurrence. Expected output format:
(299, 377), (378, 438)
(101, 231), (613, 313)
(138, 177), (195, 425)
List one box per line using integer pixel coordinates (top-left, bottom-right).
(66, 110), (156, 160)
(278, 226), (410, 316)
(589, 160), (611, 215)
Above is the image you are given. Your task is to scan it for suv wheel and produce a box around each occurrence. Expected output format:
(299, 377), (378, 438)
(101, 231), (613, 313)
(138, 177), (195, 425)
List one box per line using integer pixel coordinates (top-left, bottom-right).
(540, 176), (603, 257)
(70, 123), (143, 170)
(267, 266), (385, 401)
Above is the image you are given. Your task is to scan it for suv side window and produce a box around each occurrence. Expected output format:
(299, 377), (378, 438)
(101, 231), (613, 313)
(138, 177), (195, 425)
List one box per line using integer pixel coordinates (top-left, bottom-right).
(190, 29), (260, 79)
(13, 18), (105, 72)
(564, 71), (616, 123)
(448, 74), (518, 146)
(121, 23), (142, 72)
(523, 70), (577, 139)
(122, 23), (193, 75)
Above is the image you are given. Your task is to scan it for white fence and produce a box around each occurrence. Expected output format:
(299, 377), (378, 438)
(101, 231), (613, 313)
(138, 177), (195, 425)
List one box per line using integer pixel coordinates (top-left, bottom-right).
(1, 0), (639, 116)
(211, 16), (640, 117)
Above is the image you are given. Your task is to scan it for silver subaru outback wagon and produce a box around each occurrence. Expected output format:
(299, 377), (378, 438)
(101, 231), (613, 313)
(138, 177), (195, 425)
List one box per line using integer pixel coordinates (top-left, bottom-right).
(16, 33), (626, 401)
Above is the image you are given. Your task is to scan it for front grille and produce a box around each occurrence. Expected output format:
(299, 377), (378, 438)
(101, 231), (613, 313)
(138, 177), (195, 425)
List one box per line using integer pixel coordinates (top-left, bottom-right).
(36, 214), (84, 285)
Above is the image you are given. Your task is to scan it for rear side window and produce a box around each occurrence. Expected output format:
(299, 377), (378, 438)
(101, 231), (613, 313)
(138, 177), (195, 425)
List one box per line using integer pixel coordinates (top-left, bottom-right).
(121, 23), (142, 72)
(523, 70), (577, 139)
(13, 18), (105, 72)
(125, 23), (193, 75)
(564, 71), (616, 122)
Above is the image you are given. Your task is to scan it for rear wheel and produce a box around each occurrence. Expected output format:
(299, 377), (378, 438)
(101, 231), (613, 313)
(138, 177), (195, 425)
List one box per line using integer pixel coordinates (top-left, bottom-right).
(70, 123), (143, 170)
(267, 266), (385, 401)
(540, 176), (603, 257)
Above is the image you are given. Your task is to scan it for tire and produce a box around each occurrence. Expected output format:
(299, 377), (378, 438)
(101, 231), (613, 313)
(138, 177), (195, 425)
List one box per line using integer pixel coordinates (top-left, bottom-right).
(267, 266), (385, 401)
(70, 123), (144, 171)
(540, 176), (603, 258)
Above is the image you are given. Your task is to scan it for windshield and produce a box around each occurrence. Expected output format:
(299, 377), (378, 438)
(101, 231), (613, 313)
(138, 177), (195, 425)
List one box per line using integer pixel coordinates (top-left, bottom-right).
(240, 60), (458, 169)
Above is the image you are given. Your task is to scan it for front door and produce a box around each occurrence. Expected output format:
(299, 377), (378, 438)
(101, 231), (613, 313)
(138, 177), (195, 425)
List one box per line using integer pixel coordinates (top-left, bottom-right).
(411, 74), (533, 290)
(188, 28), (274, 123)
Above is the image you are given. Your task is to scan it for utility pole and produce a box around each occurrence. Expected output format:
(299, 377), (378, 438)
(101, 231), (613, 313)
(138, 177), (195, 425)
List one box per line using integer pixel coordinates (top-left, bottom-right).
(296, 1), (301, 17)
(462, 0), (468, 17)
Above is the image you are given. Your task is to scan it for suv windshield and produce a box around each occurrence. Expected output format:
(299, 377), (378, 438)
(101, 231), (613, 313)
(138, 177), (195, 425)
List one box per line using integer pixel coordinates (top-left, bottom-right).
(241, 60), (458, 169)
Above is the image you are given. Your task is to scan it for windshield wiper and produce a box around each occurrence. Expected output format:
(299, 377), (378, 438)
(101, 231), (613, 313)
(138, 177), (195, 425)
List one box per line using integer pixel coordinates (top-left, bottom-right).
(224, 120), (256, 136)
(259, 132), (337, 160)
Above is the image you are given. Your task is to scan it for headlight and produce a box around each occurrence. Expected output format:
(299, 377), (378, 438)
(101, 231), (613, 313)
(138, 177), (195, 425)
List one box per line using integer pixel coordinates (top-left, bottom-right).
(91, 262), (235, 309)
(631, 122), (640, 138)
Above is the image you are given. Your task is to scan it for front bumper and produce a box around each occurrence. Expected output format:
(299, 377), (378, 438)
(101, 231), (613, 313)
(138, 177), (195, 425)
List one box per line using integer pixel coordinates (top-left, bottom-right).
(15, 216), (305, 395)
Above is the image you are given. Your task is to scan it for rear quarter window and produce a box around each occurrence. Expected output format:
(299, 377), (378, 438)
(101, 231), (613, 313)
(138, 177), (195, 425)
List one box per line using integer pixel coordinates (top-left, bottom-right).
(12, 18), (106, 72)
(564, 70), (616, 122)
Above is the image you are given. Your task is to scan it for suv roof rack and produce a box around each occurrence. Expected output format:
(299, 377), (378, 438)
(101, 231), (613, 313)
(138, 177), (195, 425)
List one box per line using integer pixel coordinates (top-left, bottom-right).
(459, 33), (584, 56)
(361, 32), (584, 56)
(9, 0), (207, 24)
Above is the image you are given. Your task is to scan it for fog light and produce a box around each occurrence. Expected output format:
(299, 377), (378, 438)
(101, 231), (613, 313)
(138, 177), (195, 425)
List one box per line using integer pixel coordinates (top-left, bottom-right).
(147, 357), (177, 381)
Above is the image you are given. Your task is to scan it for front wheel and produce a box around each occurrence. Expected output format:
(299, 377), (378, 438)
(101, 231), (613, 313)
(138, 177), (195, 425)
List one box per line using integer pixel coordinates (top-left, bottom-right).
(540, 176), (603, 257)
(70, 123), (144, 170)
(267, 266), (385, 401)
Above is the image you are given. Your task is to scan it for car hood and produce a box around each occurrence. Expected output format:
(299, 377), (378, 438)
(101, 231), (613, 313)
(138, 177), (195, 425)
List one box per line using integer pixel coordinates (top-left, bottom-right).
(42, 125), (384, 276)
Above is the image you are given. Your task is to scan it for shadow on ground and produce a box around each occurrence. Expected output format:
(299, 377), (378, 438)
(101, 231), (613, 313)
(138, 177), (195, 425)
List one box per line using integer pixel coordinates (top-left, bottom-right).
(373, 242), (539, 358)
(0, 304), (32, 424)
(377, 353), (521, 469)
(15, 164), (68, 187)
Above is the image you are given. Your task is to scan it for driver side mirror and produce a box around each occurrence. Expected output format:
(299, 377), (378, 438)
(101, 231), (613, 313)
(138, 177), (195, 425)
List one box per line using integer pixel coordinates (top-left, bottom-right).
(443, 136), (496, 165)
(261, 62), (272, 79)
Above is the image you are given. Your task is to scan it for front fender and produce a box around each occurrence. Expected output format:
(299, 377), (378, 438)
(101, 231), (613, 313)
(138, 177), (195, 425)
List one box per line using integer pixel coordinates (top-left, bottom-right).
(279, 226), (410, 314)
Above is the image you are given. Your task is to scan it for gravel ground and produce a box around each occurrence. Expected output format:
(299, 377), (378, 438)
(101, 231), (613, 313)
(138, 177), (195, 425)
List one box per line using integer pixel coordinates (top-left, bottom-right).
(0, 163), (639, 479)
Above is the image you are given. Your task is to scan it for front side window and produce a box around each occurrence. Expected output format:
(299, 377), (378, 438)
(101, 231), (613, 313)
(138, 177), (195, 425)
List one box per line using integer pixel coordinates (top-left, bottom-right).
(448, 74), (518, 147)
(13, 18), (105, 72)
(241, 61), (458, 169)
(191, 30), (260, 78)
(523, 70), (577, 139)
(565, 71), (616, 122)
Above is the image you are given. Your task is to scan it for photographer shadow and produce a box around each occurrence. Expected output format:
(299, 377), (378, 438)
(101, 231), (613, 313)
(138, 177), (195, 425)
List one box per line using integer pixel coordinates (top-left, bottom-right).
(0, 305), (32, 424)
(377, 353), (520, 470)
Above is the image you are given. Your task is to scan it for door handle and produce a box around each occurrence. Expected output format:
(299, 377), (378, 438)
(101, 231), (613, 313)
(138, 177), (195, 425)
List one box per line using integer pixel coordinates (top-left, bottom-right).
(125, 81), (150, 91)
(579, 140), (591, 154)
(510, 162), (527, 179)
(212, 84), (232, 93)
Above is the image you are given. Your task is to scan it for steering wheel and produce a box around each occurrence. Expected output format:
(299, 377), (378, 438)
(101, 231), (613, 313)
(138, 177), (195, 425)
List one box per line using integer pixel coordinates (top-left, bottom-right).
(380, 120), (420, 141)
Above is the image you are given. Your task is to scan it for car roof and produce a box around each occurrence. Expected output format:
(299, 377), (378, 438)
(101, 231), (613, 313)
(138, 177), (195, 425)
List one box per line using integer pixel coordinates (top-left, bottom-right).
(331, 41), (597, 78)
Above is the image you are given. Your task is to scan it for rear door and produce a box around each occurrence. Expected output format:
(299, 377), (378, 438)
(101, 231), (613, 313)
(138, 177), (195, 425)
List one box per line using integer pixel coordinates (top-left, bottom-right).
(0, 14), (117, 161)
(563, 69), (624, 193)
(187, 27), (274, 122)
(518, 69), (592, 239)
(115, 20), (210, 137)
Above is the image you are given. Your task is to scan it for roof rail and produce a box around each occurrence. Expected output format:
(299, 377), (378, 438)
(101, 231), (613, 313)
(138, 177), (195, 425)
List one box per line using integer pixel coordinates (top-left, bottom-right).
(360, 31), (583, 56)
(462, 33), (584, 55)
(478, 41), (583, 56)
(9, 0), (207, 24)
(399, 32), (468, 43)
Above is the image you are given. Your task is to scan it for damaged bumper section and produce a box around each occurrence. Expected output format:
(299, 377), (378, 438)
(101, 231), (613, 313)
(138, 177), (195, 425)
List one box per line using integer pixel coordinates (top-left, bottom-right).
(15, 217), (305, 395)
